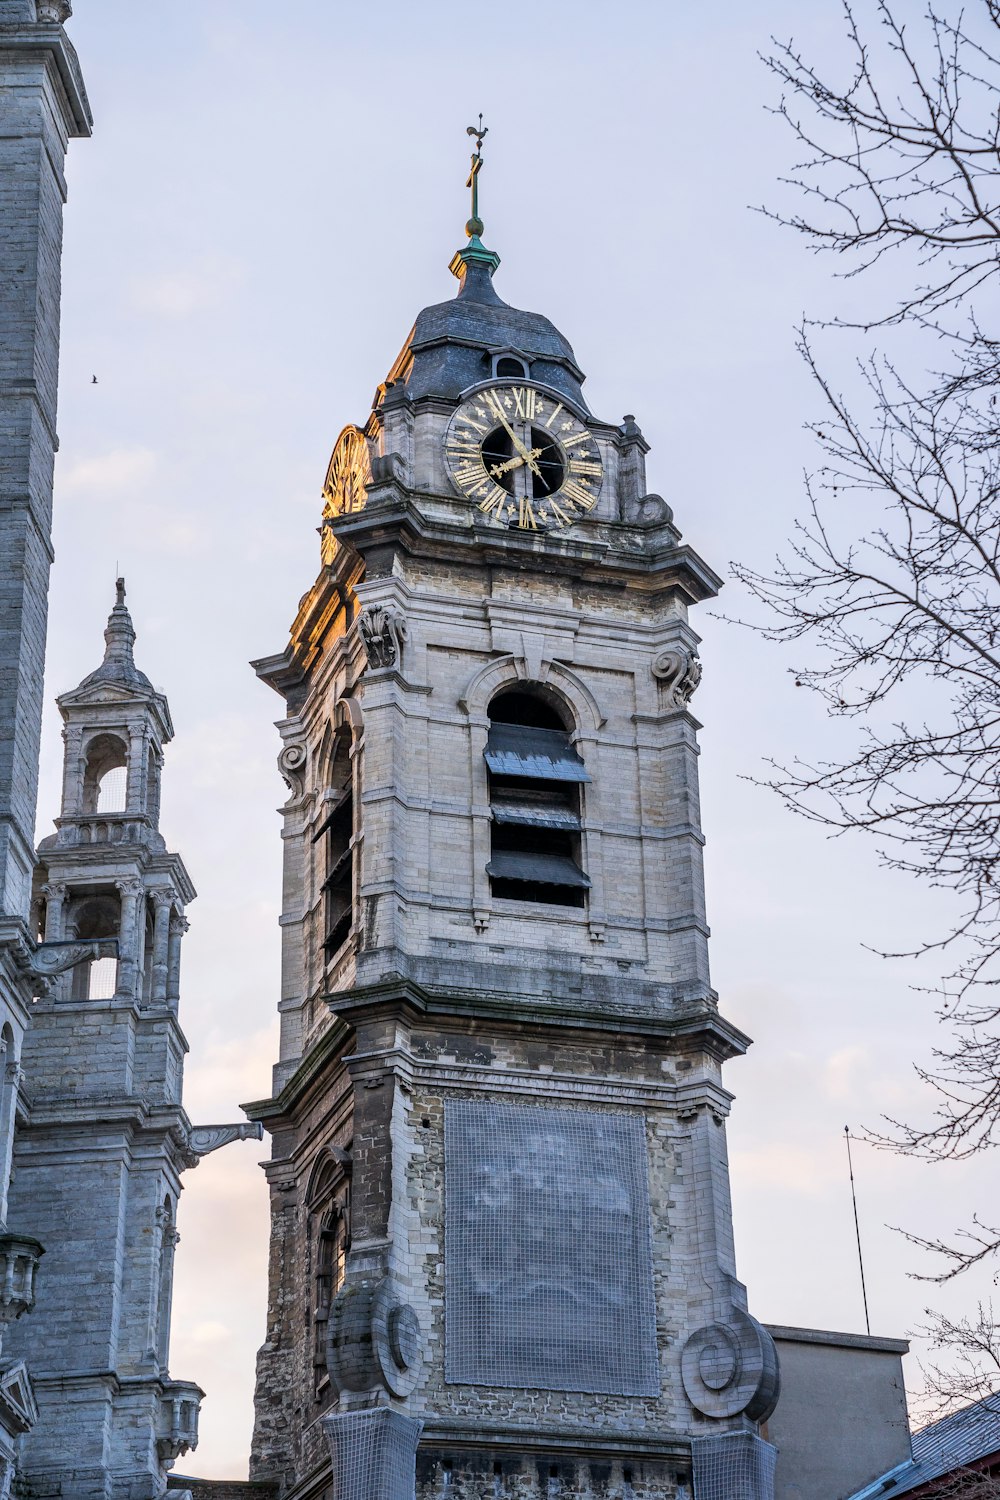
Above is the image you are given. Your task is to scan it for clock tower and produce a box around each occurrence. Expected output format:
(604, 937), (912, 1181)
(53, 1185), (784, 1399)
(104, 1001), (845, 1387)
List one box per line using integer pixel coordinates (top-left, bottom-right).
(246, 129), (779, 1500)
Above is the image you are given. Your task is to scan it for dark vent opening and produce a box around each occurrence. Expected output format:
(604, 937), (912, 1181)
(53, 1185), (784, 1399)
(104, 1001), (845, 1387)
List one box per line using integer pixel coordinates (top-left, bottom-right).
(485, 691), (587, 908)
(489, 690), (565, 730)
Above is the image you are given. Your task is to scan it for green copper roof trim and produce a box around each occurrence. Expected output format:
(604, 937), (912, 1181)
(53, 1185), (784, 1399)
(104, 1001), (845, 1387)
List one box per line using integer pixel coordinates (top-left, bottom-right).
(449, 239), (501, 279)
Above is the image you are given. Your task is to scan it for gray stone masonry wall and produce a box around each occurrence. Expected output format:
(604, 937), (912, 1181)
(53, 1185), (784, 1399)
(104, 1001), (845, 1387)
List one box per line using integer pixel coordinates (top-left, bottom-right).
(415, 1452), (684, 1499)
(168, 1483), (278, 1500)
(248, 1000), (751, 1493)
(0, 18), (90, 920)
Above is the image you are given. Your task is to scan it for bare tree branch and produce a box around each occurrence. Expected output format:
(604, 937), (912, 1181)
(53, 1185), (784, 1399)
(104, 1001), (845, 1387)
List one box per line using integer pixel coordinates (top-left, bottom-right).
(742, 0), (1000, 1236)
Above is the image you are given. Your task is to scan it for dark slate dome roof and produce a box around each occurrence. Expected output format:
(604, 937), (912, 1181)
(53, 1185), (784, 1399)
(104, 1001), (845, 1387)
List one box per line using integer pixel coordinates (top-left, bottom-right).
(390, 259), (590, 412)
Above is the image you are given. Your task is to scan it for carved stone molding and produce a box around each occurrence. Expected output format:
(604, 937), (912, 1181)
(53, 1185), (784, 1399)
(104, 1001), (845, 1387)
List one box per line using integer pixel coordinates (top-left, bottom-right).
(623, 491), (674, 527)
(681, 1309), (780, 1422)
(36, 1), (72, 21)
(277, 741), (308, 798)
(652, 644), (702, 708)
(186, 1122), (264, 1161)
(327, 1277), (424, 1398)
(358, 605), (408, 671)
(27, 937), (117, 979)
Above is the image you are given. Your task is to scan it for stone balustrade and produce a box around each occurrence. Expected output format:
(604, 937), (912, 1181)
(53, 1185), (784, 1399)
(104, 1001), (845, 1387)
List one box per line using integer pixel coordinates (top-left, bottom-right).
(57, 815), (149, 847)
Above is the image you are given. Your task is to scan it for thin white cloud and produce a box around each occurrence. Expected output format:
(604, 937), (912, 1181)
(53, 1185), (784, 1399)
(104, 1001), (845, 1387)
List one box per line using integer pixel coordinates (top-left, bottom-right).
(128, 256), (247, 318)
(58, 446), (157, 495)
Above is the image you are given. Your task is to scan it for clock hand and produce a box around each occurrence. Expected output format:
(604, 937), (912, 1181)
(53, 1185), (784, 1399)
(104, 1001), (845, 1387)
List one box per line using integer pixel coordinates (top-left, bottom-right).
(485, 395), (545, 479)
(489, 448), (542, 478)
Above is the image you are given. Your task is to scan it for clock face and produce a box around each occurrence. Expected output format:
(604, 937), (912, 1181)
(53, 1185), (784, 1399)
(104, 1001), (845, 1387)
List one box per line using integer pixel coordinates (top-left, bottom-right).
(444, 384), (603, 531)
(321, 426), (373, 564)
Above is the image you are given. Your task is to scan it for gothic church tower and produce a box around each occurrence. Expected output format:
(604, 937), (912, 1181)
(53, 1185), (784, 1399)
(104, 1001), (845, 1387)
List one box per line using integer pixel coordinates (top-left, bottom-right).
(247, 135), (779, 1500)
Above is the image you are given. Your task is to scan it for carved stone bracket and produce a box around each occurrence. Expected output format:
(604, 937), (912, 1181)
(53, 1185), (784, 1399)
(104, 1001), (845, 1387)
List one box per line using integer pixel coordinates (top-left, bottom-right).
(358, 605), (408, 671)
(624, 492), (674, 527)
(277, 741), (308, 798)
(652, 644), (702, 708)
(681, 1309), (780, 1423)
(36, 1), (72, 21)
(327, 1277), (424, 1399)
(20, 938), (117, 991)
(186, 1121), (264, 1162)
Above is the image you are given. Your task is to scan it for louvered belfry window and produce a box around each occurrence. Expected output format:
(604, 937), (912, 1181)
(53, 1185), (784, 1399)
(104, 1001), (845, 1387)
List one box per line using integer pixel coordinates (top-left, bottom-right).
(485, 690), (590, 908)
(316, 727), (354, 957)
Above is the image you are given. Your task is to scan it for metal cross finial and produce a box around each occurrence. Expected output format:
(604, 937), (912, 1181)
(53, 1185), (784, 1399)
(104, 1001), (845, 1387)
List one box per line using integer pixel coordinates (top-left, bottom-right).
(465, 115), (488, 240)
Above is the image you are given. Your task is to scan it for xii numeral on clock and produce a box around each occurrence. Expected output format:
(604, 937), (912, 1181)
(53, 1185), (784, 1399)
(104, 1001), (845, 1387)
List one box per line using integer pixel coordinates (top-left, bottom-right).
(510, 386), (537, 420)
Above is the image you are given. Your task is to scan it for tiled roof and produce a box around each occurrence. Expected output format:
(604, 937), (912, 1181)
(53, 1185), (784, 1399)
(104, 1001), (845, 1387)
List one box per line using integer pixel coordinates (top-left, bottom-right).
(846, 1392), (1000, 1498)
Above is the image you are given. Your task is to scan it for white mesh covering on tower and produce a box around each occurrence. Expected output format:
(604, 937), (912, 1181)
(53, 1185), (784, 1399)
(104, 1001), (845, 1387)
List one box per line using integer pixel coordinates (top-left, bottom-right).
(691, 1432), (778, 1500)
(444, 1099), (659, 1396)
(322, 1408), (423, 1500)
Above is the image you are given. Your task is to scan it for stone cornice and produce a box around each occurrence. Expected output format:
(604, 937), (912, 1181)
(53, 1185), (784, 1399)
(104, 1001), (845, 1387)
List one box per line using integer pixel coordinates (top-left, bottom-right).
(319, 975), (749, 1060)
(0, 24), (93, 137)
(242, 1016), (355, 1127)
(417, 1417), (693, 1461)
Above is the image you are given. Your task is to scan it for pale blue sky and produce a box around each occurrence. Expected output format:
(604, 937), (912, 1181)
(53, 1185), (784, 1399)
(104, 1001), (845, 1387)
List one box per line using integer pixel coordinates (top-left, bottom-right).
(39, 0), (991, 1474)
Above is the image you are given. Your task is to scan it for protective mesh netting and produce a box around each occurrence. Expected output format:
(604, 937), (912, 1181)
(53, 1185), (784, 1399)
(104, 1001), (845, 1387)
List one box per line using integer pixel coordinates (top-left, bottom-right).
(444, 1099), (659, 1395)
(691, 1432), (778, 1500)
(324, 1408), (423, 1500)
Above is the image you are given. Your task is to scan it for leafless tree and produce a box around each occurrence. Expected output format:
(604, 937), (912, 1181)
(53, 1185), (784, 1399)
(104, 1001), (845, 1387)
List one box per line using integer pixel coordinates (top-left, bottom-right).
(915, 1303), (1000, 1416)
(921, 1468), (1000, 1498)
(738, 1), (1000, 1274)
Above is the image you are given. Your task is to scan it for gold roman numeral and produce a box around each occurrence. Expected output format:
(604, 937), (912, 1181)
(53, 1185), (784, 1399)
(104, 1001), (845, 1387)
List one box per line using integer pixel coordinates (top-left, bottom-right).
(544, 402), (564, 429)
(478, 491), (505, 516)
(512, 387), (536, 420)
(518, 496), (537, 530)
(458, 414), (490, 436)
(569, 457), (602, 476)
(562, 429), (591, 449)
(562, 479), (596, 509)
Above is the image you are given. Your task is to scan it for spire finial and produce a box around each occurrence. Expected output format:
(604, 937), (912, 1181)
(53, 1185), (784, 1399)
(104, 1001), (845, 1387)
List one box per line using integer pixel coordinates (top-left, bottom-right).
(465, 114), (488, 239)
(103, 575), (136, 668)
(449, 115), (501, 289)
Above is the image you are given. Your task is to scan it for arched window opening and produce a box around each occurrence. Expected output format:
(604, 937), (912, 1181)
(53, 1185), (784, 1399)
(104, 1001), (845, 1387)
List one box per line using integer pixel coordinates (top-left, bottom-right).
(82, 734), (128, 815)
(307, 1153), (352, 1389)
(493, 354), (528, 379)
(69, 894), (120, 1000)
(485, 689), (590, 908)
(314, 725), (355, 959)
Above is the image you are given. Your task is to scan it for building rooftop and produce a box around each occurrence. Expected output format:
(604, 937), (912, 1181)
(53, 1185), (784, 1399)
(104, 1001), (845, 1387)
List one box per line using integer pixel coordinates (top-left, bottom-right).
(846, 1391), (1000, 1498)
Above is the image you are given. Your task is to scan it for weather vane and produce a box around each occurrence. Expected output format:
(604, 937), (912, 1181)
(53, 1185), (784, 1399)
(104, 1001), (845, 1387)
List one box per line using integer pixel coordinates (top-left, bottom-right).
(465, 114), (488, 240)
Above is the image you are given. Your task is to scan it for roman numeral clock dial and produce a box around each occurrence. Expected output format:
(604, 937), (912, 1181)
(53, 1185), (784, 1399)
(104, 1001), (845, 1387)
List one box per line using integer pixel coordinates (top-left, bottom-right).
(444, 384), (603, 531)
